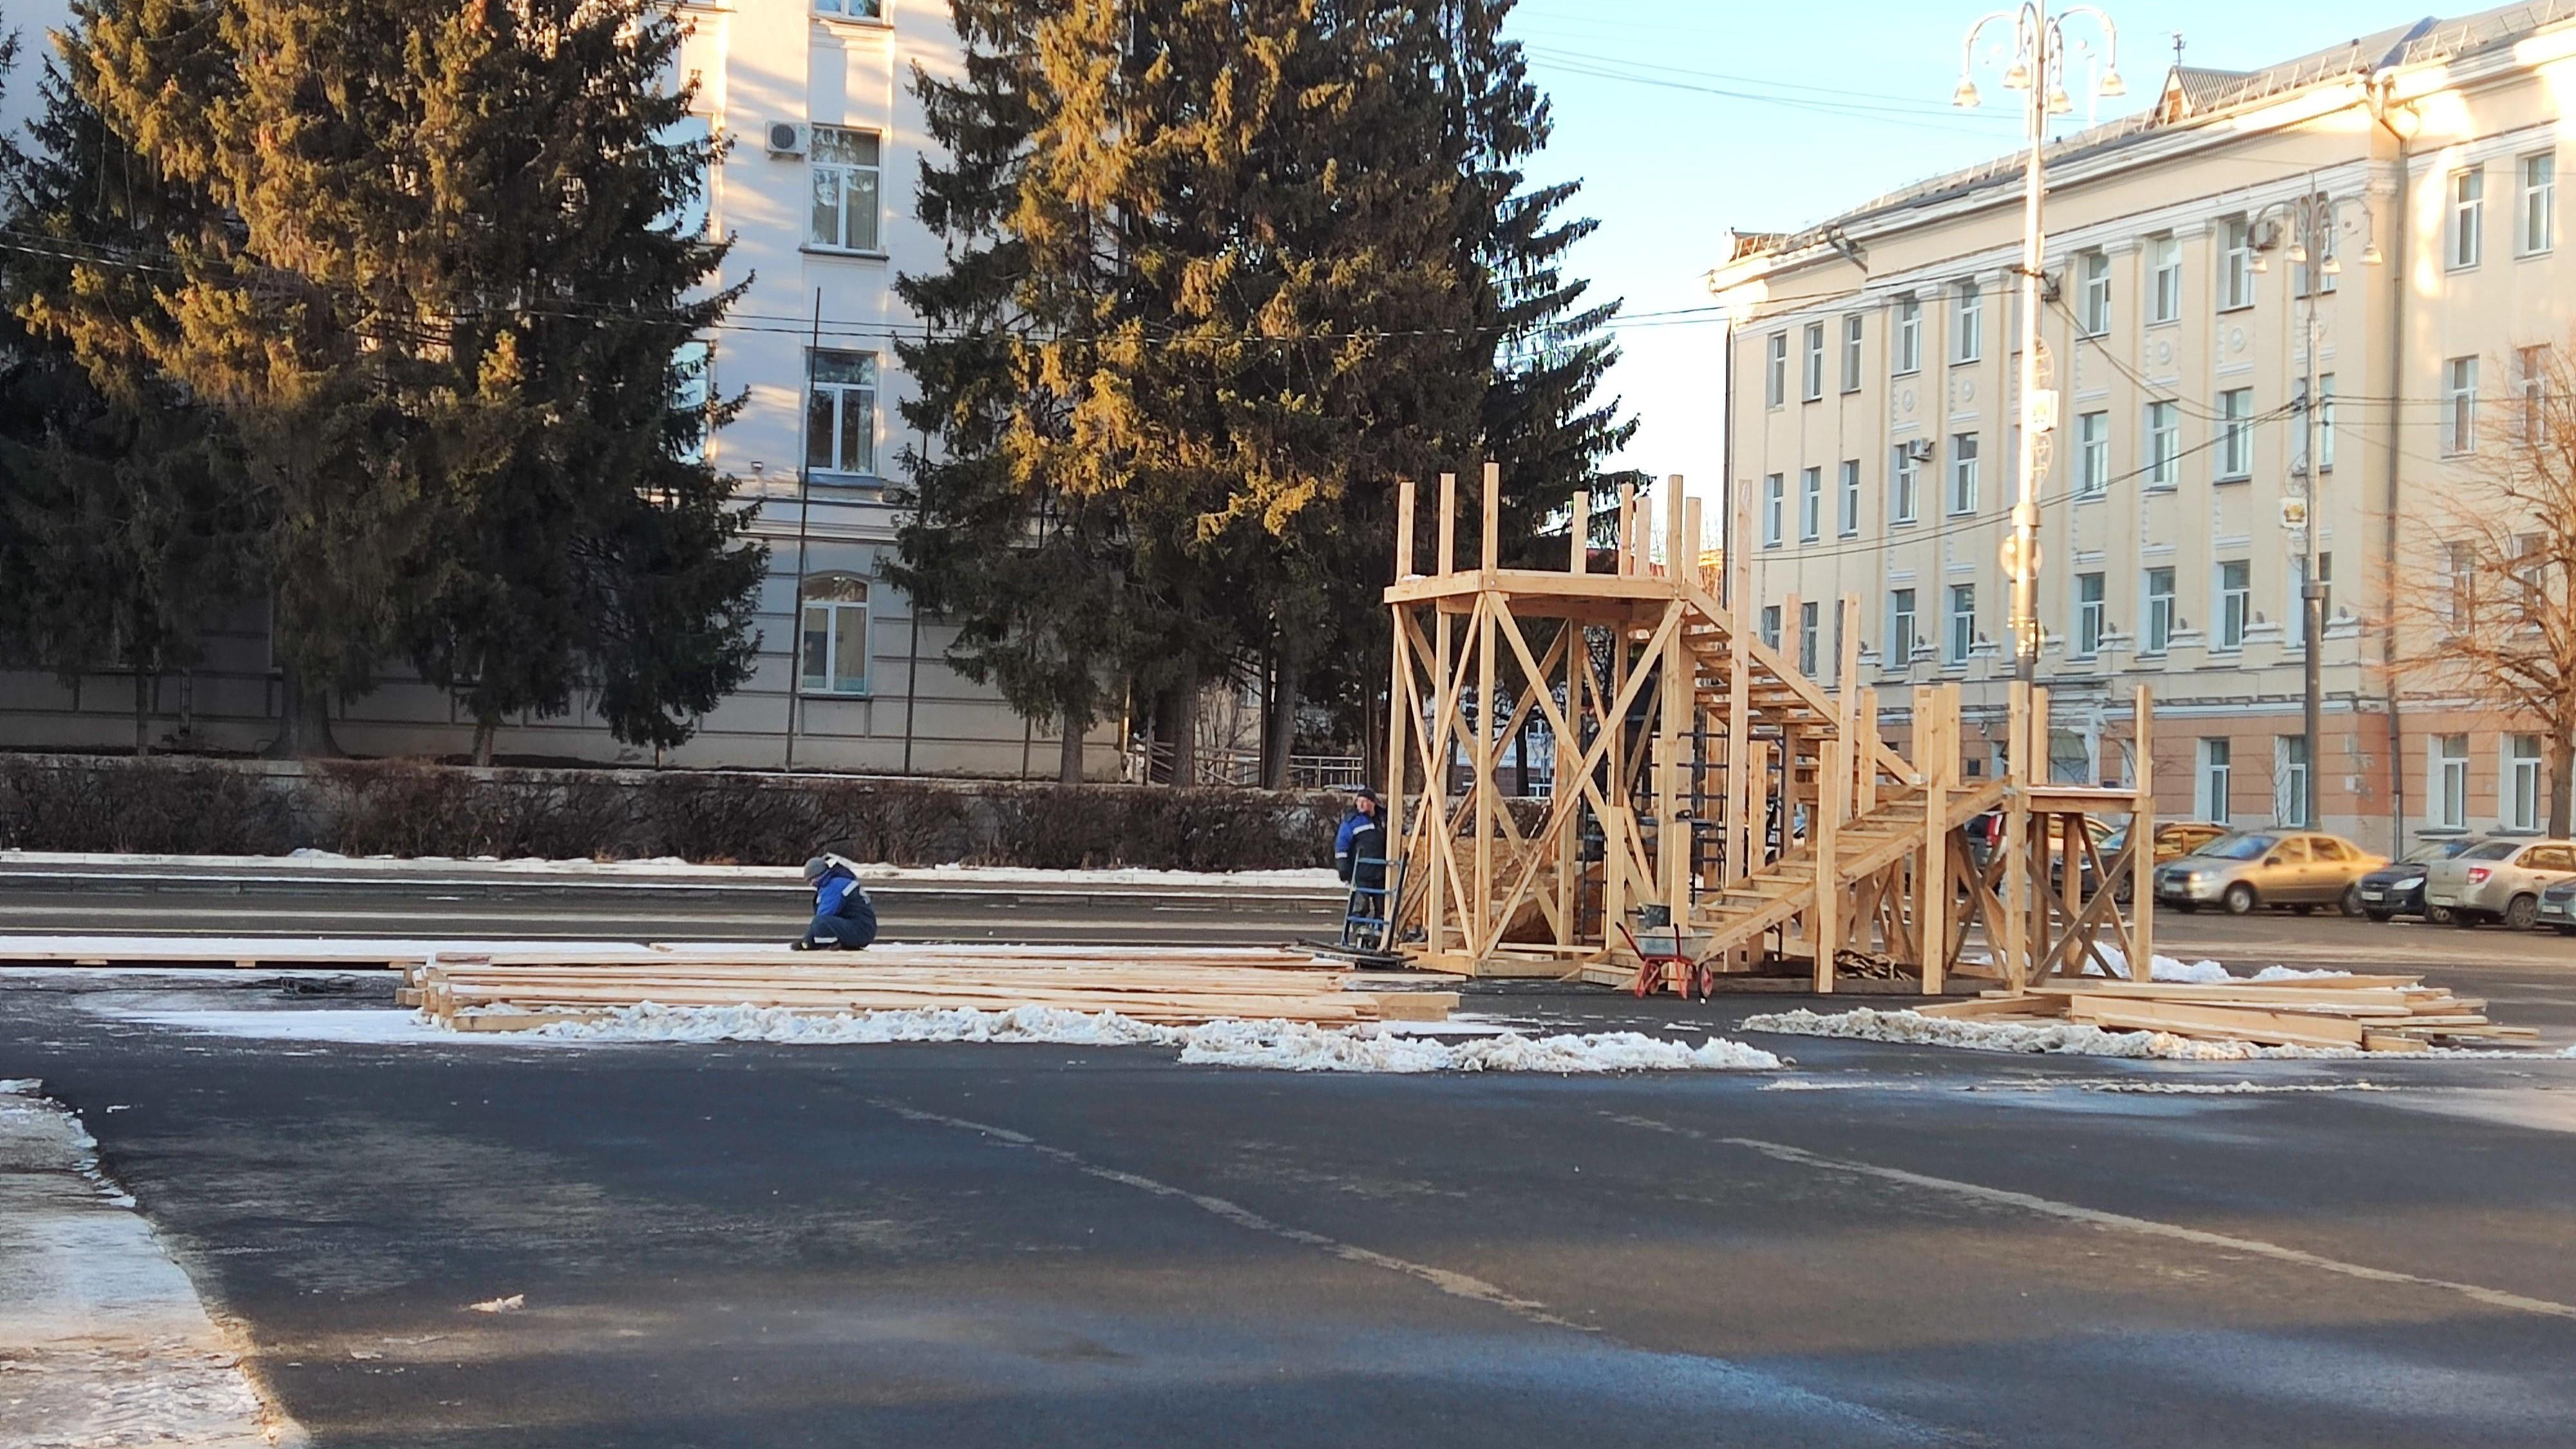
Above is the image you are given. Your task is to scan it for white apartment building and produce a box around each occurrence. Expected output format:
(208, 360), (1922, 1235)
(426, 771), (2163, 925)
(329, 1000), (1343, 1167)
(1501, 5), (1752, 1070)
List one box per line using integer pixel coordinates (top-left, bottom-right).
(0, 0), (1110, 775)
(1710, 4), (2576, 853)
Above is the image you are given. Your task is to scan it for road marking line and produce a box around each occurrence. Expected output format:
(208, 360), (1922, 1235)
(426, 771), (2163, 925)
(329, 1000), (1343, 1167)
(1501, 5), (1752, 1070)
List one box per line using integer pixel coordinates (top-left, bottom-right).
(871, 1097), (1591, 1331)
(1605, 1112), (2576, 1322)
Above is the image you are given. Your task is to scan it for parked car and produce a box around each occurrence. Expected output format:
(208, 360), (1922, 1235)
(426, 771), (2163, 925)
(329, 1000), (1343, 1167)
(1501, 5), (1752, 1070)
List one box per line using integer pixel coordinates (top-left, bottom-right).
(2423, 838), (2576, 929)
(2153, 831), (2389, 915)
(2353, 838), (2488, 922)
(2055, 819), (2228, 902)
(1974, 812), (2110, 876)
(2538, 878), (2576, 935)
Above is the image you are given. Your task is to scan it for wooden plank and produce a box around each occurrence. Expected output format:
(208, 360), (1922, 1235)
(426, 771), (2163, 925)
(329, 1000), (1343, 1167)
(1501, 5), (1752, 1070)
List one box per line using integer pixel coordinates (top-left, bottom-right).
(2064, 998), (2367, 1048)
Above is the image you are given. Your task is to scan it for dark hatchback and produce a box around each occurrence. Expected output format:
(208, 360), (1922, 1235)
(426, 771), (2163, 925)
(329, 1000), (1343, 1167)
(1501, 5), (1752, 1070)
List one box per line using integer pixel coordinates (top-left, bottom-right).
(2354, 837), (2486, 922)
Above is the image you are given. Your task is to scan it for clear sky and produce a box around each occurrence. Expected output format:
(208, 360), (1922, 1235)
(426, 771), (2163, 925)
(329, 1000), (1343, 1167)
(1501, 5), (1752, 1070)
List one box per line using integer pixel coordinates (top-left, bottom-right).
(1507, 0), (2453, 527)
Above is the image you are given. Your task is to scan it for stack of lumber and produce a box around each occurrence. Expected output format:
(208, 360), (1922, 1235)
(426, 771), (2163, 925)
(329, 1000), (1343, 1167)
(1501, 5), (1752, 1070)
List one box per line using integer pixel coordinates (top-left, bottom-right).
(1913, 974), (2537, 1053)
(397, 943), (1457, 1033)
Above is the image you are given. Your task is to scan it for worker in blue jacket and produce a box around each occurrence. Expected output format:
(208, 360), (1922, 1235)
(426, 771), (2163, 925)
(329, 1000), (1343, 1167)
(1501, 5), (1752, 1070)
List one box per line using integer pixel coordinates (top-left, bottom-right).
(1334, 788), (1387, 891)
(795, 855), (878, 950)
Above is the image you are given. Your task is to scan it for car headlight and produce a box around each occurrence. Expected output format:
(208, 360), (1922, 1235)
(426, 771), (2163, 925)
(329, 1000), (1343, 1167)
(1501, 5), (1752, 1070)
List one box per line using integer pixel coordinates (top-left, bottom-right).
(2394, 876), (2423, 890)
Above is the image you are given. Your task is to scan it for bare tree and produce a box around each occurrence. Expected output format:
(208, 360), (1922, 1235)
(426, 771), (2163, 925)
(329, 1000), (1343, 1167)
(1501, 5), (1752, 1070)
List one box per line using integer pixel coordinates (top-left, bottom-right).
(2390, 338), (2576, 835)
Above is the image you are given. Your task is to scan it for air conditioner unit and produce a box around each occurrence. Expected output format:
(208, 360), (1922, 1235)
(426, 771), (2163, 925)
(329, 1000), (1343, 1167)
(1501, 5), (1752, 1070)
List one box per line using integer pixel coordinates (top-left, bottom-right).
(1904, 437), (1937, 464)
(765, 122), (810, 157)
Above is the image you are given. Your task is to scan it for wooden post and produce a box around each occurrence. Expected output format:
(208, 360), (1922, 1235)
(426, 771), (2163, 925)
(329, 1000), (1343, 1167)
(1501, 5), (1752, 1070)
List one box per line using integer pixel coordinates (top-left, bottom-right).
(1569, 487), (1589, 575)
(1427, 477), (1455, 959)
(1837, 593), (1862, 820)
(1437, 472), (1457, 576)
(1729, 476), (1752, 613)
(1683, 497), (1704, 591)
(1915, 684), (1951, 994)
(1616, 480), (1637, 577)
(1813, 730), (1844, 992)
(2130, 685), (2155, 983)
(1387, 478), (1416, 877)
(1481, 461), (1502, 574)
(1781, 592), (1803, 679)
(1474, 596), (1498, 963)
(2002, 681), (2031, 993)
(1725, 605), (1752, 889)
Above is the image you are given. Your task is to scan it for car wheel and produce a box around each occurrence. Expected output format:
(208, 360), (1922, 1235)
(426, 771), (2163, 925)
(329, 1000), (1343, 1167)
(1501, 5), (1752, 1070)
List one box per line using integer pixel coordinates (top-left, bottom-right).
(2340, 885), (2367, 918)
(2364, 909), (2394, 923)
(2505, 895), (2541, 931)
(2222, 882), (2257, 915)
(2114, 881), (2133, 905)
(2425, 904), (2454, 925)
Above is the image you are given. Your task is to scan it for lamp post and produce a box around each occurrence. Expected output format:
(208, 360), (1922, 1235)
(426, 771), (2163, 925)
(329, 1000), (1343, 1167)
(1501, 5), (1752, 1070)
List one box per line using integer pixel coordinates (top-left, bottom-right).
(1955, 5), (2123, 685)
(2249, 186), (2382, 831)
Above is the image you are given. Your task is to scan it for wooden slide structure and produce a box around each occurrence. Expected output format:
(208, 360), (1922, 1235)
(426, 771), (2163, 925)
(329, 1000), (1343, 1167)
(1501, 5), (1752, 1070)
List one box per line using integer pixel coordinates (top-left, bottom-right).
(1379, 466), (2156, 997)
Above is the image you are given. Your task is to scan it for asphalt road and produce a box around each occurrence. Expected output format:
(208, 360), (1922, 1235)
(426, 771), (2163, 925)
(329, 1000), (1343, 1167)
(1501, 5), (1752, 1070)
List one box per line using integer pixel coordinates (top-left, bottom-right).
(6, 971), (2575, 1448)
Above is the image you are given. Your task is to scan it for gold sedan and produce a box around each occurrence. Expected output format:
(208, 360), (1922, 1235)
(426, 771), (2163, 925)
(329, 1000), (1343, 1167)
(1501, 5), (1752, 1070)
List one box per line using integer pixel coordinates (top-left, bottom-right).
(2152, 831), (2391, 916)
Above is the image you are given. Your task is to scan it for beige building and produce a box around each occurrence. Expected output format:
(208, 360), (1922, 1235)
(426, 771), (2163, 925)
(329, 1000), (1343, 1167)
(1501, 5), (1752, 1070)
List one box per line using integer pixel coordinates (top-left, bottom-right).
(0, 0), (1114, 776)
(1710, 5), (2576, 855)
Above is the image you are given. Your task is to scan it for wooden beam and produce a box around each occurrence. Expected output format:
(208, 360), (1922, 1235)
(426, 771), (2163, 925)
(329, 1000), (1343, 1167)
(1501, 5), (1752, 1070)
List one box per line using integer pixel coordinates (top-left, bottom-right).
(1482, 460), (1502, 573)
(2130, 685), (2155, 983)
(1438, 471), (1457, 576)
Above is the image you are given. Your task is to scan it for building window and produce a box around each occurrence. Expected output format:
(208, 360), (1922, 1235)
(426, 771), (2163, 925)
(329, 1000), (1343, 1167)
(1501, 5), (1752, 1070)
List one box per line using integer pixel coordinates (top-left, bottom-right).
(1799, 467), (1822, 542)
(2078, 250), (2111, 335)
(1802, 322), (1826, 402)
(2506, 735), (2544, 831)
(1890, 444), (1920, 524)
(2276, 735), (2309, 827)
(1837, 459), (1861, 536)
(1765, 332), (1788, 407)
(1946, 583), (1976, 666)
(2517, 345), (2550, 445)
(1761, 473), (1785, 547)
(1888, 588), (1916, 667)
(2201, 738), (2231, 824)
(2148, 233), (2181, 324)
(2432, 735), (2470, 829)
(1840, 314), (1865, 393)
(2445, 356), (2479, 455)
(2445, 540), (2476, 630)
(1953, 279), (1982, 364)
(2074, 573), (2105, 657)
(2216, 560), (2250, 650)
(2451, 167), (2485, 269)
(813, 0), (884, 15)
(2076, 410), (2108, 496)
(1799, 600), (1820, 676)
(2216, 388), (2253, 479)
(2145, 400), (2179, 488)
(1947, 433), (1978, 515)
(661, 114), (714, 239)
(1761, 604), (1783, 649)
(806, 350), (878, 474)
(2143, 567), (2175, 654)
(2524, 153), (2557, 256)
(2219, 216), (2255, 310)
(2318, 374), (2336, 469)
(808, 126), (882, 252)
(1893, 295), (1922, 375)
(799, 574), (871, 696)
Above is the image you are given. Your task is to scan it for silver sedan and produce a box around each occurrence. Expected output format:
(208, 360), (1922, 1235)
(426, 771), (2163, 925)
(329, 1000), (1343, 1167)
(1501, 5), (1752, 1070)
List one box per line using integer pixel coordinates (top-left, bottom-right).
(2423, 838), (2576, 930)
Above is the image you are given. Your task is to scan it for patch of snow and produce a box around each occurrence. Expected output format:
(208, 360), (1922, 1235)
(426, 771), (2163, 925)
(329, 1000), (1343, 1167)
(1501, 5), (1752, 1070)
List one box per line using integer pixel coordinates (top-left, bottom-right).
(1740, 1007), (2434, 1061)
(3, 848), (1343, 891)
(466, 1294), (525, 1314)
(2079, 1079), (2398, 1095)
(92, 1007), (560, 1046)
(2078, 944), (2352, 985)
(520, 1002), (1784, 1074)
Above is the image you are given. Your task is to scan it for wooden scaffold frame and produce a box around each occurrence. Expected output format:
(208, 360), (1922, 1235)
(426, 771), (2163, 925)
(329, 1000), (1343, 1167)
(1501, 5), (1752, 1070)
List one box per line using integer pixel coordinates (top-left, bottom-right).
(1379, 465), (2157, 996)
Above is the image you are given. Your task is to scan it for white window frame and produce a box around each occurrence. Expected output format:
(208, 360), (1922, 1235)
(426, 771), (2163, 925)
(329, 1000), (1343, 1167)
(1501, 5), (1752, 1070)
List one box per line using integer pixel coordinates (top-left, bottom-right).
(2216, 388), (2253, 480)
(2432, 735), (2471, 831)
(2219, 216), (2255, 311)
(813, 0), (885, 16)
(1802, 322), (1826, 402)
(2216, 560), (2251, 650)
(1761, 473), (1785, 548)
(2517, 345), (2550, 446)
(2201, 738), (2232, 824)
(806, 349), (879, 475)
(2145, 400), (2179, 488)
(1840, 314), (1865, 393)
(1760, 605), (1782, 649)
(1888, 589), (1917, 667)
(1893, 295), (1922, 375)
(2148, 233), (2181, 324)
(1946, 583), (1976, 667)
(2523, 152), (2557, 257)
(1799, 600), (1820, 676)
(1765, 332), (1788, 408)
(2075, 572), (2105, 657)
(2451, 166), (2485, 270)
(808, 126), (883, 252)
(2078, 250), (2111, 336)
(1953, 279), (1982, 364)
(2445, 356), (2479, 456)
(2506, 735), (2544, 832)
(2275, 735), (2309, 828)
(2143, 567), (2175, 654)
(1947, 433), (1979, 515)
(2077, 410), (2108, 496)
(798, 574), (872, 696)
(1798, 467), (1822, 543)
(1890, 445), (1920, 524)
(1837, 459), (1861, 537)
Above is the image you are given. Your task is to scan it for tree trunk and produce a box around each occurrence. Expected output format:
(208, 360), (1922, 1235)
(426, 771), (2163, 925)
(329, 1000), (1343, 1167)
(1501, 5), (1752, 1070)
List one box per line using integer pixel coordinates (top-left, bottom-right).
(265, 667), (343, 759)
(471, 717), (498, 768)
(1262, 647), (1299, 791)
(1057, 698), (1086, 784)
(1514, 710), (1531, 799)
(2550, 733), (2575, 838)
(1163, 683), (1200, 787)
(132, 670), (153, 757)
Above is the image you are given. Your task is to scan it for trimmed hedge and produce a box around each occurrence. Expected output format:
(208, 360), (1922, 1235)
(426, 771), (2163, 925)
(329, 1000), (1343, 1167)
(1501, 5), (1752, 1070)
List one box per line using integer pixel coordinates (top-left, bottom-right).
(0, 753), (1339, 870)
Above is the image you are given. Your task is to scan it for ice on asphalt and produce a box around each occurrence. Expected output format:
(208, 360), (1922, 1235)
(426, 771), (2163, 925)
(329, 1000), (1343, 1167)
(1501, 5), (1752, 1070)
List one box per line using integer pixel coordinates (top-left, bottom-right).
(1739, 1006), (2518, 1061)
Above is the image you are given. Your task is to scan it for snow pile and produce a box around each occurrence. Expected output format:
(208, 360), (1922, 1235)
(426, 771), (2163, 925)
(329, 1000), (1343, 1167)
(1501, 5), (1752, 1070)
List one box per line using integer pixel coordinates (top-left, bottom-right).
(2078, 945), (2351, 985)
(1739, 1007), (2374, 1061)
(514, 1002), (1783, 1074)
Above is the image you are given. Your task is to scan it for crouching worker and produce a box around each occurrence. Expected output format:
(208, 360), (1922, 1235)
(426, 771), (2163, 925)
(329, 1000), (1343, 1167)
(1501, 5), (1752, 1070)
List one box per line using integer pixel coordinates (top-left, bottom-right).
(795, 855), (878, 951)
